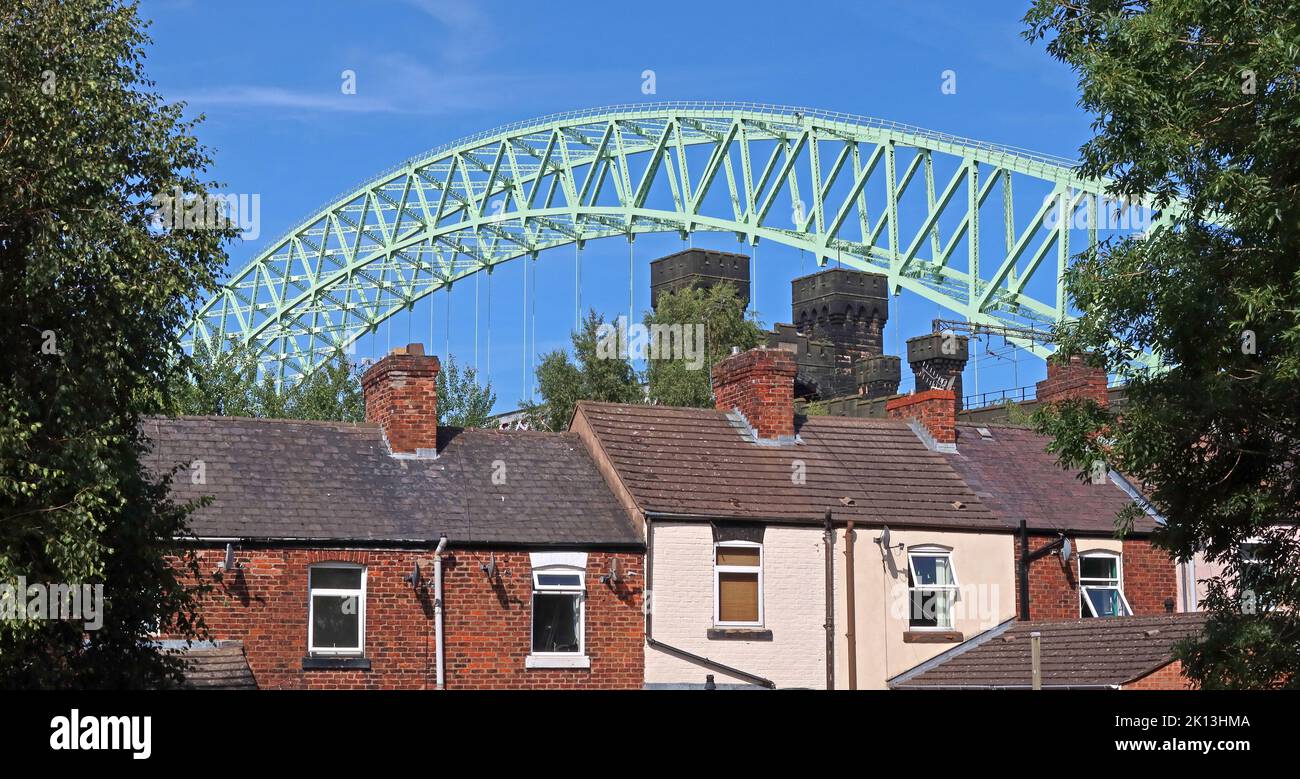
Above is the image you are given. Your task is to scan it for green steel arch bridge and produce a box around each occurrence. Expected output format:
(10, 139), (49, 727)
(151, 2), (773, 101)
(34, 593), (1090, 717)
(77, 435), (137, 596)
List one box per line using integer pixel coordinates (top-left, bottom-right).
(186, 102), (1169, 383)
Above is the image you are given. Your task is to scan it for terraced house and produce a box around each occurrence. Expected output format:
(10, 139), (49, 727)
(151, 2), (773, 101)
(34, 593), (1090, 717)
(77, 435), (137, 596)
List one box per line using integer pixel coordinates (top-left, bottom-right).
(151, 262), (1200, 690)
(152, 345), (645, 689)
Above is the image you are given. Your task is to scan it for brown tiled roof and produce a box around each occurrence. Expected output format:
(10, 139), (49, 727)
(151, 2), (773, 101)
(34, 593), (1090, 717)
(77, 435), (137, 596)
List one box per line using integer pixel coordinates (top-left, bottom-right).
(144, 417), (641, 546)
(179, 642), (257, 689)
(891, 613), (1205, 689)
(946, 423), (1159, 535)
(577, 402), (1002, 530)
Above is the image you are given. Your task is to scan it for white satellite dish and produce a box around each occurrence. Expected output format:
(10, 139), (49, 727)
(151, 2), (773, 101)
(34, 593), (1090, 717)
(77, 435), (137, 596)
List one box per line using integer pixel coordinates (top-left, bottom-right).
(877, 526), (891, 550)
(1060, 536), (1073, 563)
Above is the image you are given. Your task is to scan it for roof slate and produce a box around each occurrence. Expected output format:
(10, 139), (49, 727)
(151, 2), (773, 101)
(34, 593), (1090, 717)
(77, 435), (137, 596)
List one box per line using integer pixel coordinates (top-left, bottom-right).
(891, 613), (1205, 689)
(144, 416), (641, 546)
(946, 423), (1157, 535)
(577, 402), (1002, 530)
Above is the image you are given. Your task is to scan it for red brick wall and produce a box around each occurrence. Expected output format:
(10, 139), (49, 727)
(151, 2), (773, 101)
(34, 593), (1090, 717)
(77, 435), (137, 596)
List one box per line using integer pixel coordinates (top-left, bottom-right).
(1123, 660), (1196, 690)
(711, 347), (797, 440)
(886, 389), (957, 444)
(168, 547), (644, 689)
(1014, 536), (1179, 620)
(1035, 354), (1109, 407)
(1120, 538), (1180, 616)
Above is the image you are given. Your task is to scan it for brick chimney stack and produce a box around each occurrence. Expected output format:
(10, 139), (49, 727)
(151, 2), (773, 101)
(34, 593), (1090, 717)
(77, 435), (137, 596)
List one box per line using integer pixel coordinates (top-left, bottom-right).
(361, 343), (441, 455)
(712, 346), (797, 443)
(886, 389), (958, 449)
(907, 332), (969, 410)
(1036, 354), (1109, 407)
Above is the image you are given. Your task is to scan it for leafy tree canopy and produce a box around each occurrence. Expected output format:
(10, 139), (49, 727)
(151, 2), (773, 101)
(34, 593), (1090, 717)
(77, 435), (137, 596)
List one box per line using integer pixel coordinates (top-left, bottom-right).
(170, 341), (365, 423)
(1025, 0), (1300, 688)
(645, 283), (765, 408)
(522, 310), (641, 431)
(435, 355), (496, 428)
(1, 0), (231, 687)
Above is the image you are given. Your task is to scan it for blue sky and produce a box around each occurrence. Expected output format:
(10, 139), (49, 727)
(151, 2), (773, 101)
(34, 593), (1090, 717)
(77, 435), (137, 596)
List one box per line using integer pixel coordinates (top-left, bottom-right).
(141, 0), (1093, 412)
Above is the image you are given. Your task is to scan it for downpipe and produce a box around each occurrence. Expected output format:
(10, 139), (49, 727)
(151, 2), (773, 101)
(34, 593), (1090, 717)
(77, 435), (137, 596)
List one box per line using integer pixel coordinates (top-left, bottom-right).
(434, 534), (448, 690)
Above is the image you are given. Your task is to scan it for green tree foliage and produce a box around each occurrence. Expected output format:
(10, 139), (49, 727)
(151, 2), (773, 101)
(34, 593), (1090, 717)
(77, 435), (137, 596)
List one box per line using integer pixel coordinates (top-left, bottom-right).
(0, 0), (232, 686)
(435, 355), (496, 428)
(644, 284), (765, 408)
(1025, 0), (1300, 688)
(170, 341), (364, 422)
(522, 310), (641, 431)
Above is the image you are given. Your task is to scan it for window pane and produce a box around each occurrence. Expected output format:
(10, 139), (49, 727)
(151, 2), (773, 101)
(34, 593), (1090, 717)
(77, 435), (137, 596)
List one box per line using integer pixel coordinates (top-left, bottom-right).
(716, 547), (760, 567)
(718, 572), (760, 622)
(310, 567), (362, 590)
(910, 589), (937, 627)
(312, 594), (360, 649)
(1080, 556), (1117, 581)
(910, 589), (953, 628)
(1083, 587), (1126, 618)
(532, 593), (581, 652)
(536, 573), (582, 587)
(911, 555), (953, 586)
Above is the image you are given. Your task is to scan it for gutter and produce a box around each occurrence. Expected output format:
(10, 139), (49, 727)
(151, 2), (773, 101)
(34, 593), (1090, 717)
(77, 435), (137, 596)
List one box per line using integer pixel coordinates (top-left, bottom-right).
(178, 536), (643, 551)
(643, 513), (777, 690)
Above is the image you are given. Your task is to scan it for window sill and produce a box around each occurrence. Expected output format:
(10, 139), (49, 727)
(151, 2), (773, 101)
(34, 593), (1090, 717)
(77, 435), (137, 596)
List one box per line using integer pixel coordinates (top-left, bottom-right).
(302, 655), (371, 670)
(525, 654), (590, 669)
(902, 630), (963, 644)
(707, 628), (773, 641)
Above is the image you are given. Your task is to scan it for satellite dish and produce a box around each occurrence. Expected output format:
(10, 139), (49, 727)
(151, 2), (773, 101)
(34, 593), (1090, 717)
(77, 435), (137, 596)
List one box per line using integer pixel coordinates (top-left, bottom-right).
(1060, 537), (1073, 563)
(877, 526), (891, 550)
(223, 543), (237, 571)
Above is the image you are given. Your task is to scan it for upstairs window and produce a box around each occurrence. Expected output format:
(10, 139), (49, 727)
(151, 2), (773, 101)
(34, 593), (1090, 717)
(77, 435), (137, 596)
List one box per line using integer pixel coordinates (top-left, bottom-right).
(714, 543), (763, 626)
(1079, 552), (1131, 618)
(908, 549), (959, 629)
(308, 564), (366, 655)
(532, 567), (584, 654)
(1239, 538), (1275, 612)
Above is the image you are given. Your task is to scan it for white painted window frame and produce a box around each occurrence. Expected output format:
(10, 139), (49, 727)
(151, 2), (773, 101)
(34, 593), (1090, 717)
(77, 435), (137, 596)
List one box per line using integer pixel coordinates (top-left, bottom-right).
(713, 541), (764, 628)
(307, 563), (366, 656)
(906, 546), (959, 630)
(1078, 550), (1132, 618)
(527, 564), (587, 665)
(1238, 536), (1275, 612)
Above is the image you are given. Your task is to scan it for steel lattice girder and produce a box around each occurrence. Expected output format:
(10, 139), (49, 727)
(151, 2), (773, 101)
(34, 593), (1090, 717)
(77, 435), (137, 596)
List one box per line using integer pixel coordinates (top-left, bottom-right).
(186, 101), (1176, 382)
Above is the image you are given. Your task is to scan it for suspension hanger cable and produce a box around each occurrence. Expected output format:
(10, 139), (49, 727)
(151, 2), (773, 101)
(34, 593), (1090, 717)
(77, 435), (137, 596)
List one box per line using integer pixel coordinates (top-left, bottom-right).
(521, 257), (528, 400)
(486, 266), (492, 383)
(474, 271), (480, 373)
(628, 234), (635, 328)
(530, 255), (537, 402)
(751, 238), (758, 319)
(575, 241), (582, 331)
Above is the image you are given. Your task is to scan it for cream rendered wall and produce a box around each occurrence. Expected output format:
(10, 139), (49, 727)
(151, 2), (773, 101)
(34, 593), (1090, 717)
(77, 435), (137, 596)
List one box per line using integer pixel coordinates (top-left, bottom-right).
(833, 527), (1016, 689)
(646, 521), (828, 689)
